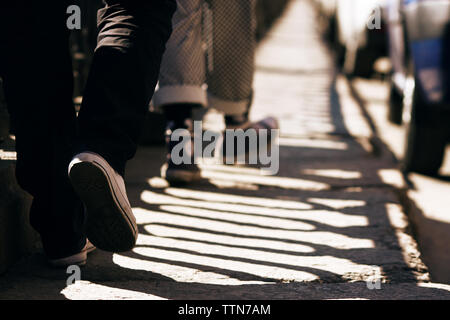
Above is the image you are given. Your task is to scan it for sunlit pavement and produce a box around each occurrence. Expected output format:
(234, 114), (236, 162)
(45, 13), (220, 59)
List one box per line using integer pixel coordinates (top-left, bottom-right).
(1, 0), (450, 300)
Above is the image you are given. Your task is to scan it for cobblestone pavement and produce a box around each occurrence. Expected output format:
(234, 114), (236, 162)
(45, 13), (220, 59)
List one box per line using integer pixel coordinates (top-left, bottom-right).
(1, 0), (450, 299)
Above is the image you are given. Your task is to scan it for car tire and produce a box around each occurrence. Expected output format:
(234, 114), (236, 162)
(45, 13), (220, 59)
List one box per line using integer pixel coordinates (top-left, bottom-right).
(403, 82), (448, 175)
(388, 82), (404, 125)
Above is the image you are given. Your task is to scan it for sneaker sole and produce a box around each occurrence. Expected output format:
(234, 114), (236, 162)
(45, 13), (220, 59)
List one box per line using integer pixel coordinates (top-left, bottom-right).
(48, 244), (96, 268)
(69, 161), (137, 252)
(49, 256), (87, 268)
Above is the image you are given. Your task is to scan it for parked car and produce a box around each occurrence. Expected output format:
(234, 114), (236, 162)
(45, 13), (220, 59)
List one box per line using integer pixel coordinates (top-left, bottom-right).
(386, 0), (450, 175)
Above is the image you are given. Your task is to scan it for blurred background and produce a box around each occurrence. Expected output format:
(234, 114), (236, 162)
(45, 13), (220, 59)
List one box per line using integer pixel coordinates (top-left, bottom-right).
(313, 0), (450, 283)
(314, 0), (450, 175)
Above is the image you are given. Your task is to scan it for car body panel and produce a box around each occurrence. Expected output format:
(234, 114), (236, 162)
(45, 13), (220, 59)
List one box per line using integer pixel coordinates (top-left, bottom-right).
(412, 38), (445, 103)
(388, 0), (450, 104)
(404, 0), (450, 40)
(404, 0), (450, 103)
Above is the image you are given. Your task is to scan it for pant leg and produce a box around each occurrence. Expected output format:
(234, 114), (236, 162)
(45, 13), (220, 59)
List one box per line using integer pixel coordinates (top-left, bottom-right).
(0, 2), (86, 258)
(207, 0), (257, 116)
(77, 0), (176, 176)
(152, 0), (206, 108)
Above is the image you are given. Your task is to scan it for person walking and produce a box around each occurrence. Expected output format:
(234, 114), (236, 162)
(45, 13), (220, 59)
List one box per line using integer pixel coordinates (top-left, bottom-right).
(153, 0), (278, 184)
(0, 0), (176, 267)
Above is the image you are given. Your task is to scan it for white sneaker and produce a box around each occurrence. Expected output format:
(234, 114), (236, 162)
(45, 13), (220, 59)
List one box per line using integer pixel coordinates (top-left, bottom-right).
(48, 239), (96, 268)
(68, 152), (138, 252)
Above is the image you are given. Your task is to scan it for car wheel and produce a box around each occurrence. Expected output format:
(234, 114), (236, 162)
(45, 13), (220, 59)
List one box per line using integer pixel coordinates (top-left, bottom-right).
(403, 82), (448, 175)
(388, 82), (404, 125)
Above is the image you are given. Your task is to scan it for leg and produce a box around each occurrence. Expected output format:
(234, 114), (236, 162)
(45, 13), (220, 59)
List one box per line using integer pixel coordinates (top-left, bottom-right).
(207, 0), (257, 117)
(151, 0), (206, 184)
(78, 0), (177, 176)
(205, 1), (278, 165)
(69, 0), (176, 252)
(153, 0), (206, 108)
(0, 2), (86, 259)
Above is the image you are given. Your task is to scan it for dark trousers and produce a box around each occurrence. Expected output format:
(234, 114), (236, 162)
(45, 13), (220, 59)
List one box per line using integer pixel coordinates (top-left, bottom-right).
(0, 1), (176, 258)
